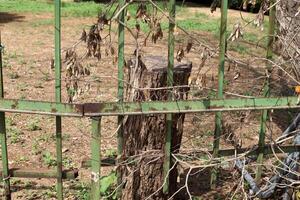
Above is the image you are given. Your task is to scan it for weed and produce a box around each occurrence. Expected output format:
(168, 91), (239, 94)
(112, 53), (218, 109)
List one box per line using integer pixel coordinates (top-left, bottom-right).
(8, 71), (19, 79)
(208, 90), (217, 98)
(42, 151), (56, 167)
(7, 127), (23, 144)
(6, 117), (16, 126)
(32, 140), (41, 155)
(41, 72), (51, 81)
(17, 156), (29, 163)
(37, 133), (53, 142)
(100, 171), (117, 199)
(105, 149), (117, 158)
(19, 94), (26, 100)
(76, 182), (90, 200)
(28, 118), (42, 131)
(8, 51), (18, 59)
(18, 83), (28, 91)
(18, 58), (27, 65)
(62, 157), (74, 168)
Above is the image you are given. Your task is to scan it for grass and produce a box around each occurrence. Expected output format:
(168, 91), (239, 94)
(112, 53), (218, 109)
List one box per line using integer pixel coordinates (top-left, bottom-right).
(31, 19), (53, 27)
(228, 42), (249, 55)
(0, 0), (105, 17)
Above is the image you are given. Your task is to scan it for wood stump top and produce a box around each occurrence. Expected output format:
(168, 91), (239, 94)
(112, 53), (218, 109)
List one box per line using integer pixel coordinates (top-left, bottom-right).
(142, 56), (192, 73)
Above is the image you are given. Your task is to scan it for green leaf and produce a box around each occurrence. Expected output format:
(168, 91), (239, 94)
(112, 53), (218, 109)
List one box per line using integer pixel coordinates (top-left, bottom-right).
(100, 171), (117, 194)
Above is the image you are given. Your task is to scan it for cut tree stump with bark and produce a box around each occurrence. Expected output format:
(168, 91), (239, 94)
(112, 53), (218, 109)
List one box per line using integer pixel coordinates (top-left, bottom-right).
(120, 56), (192, 200)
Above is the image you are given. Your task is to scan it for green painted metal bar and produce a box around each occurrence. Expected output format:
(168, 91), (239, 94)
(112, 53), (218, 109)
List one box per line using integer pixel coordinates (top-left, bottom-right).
(0, 32), (11, 200)
(0, 99), (82, 116)
(0, 168), (78, 179)
(117, 0), (125, 197)
(54, 0), (63, 199)
(0, 97), (299, 116)
(90, 117), (101, 200)
(211, 0), (229, 188)
(84, 97), (300, 116)
(255, 1), (276, 182)
(163, 0), (176, 194)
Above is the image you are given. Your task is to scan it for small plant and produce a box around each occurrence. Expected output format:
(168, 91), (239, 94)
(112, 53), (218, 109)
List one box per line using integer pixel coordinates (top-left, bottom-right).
(7, 127), (23, 144)
(76, 182), (90, 200)
(42, 72), (51, 81)
(28, 119), (42, 131)
(8, 71), (19, 79)
(17, 156), (29, 163)
(105, 149), (117, 158)
(62, 157), (74, 168)
(32, 140), (41, 155)
(42, 151), (56, 167)
(100, 171), (117, 199)
(6, 117), (16, 126)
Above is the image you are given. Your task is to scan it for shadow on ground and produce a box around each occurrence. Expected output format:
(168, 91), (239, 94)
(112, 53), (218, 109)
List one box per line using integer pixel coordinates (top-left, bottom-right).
(0, 12), (25, 24)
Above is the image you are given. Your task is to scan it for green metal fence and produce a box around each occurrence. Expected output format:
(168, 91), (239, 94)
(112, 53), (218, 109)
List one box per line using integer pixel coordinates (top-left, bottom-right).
(0, 0), (297, 199)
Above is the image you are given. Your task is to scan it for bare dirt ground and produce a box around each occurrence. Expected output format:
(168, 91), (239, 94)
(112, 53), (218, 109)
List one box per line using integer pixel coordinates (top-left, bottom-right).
(0, 5), (294, 199)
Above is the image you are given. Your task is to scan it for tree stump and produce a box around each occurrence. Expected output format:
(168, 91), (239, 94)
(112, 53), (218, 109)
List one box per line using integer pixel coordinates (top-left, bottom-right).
(121, 56), (192, 200)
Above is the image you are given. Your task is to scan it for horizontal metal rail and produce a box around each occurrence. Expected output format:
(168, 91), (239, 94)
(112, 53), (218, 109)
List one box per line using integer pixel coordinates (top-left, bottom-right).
(0, 168), (78, 179)
(84, 96), (300, 116)
(0, 99), (83, 116)
(0, 96), (299, 117)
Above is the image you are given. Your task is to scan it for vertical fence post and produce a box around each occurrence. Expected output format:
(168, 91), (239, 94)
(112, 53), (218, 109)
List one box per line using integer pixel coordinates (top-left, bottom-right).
(255, 1), (275, 181)
(117, 0), (125, 197)
(54, 0), (63, 199)
(90, 117), (101, 200)
(0, 33), (11, 200)
(211, 0), (228, 189)
(163, 0), (175, 194)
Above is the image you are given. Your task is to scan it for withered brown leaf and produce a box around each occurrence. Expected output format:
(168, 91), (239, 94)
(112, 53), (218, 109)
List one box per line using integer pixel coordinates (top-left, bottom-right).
(80, 29), (87, 42)
(176, 48), (184, 62)
(186, 39), (193, 53)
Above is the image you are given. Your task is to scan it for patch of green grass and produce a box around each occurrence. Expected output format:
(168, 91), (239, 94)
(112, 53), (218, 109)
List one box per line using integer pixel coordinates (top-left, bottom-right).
(62, 157), (74, 168)
(31, 19), (53, 27)
(0, 0), (105, 17)
(27, 118), (42, 131)
(228, 42), (249, 55)
(243, 32), (258, 43)
(8, 71), (20, 79)
(32, 140), (41, 155)
(177, 18), (219, 33)
(7, 127), (23, 144)
(42, 151), (56, 167)
(76, 182), (90, 200)
(194, 11), (208, 18)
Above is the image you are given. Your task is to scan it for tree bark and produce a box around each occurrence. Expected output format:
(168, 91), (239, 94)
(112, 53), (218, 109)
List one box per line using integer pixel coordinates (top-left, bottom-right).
(120, 56), (192, 200)
(276, 0), (300, 79)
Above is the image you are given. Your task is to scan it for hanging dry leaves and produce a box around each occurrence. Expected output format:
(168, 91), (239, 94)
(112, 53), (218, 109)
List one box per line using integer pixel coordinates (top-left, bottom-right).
(228, 23), (243, 41)
(186, 39), (193, 53)
(210, 0), (220, 13)
(64, 49), (91, 103)
(253, 1), (268, 30)
(136, 3), (150, 23)
(176, 47), (185, 62)
(86, 25), (102, 59)
(151, 23), (163, 44)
